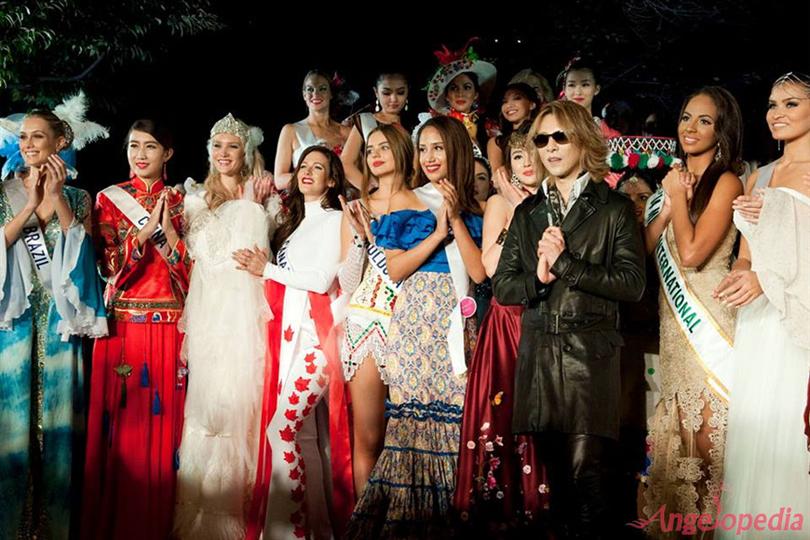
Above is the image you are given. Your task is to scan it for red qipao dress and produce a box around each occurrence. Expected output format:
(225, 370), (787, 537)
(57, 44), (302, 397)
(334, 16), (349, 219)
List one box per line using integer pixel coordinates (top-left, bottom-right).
(82, 175), (191, 540)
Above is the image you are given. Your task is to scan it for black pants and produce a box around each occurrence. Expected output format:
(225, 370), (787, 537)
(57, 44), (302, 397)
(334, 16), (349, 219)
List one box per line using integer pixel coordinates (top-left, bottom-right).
(537, 432), (618, 539)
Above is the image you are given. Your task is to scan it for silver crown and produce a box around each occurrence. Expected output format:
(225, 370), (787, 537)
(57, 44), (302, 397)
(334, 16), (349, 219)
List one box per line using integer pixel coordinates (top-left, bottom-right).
(210, 113), (249, 142)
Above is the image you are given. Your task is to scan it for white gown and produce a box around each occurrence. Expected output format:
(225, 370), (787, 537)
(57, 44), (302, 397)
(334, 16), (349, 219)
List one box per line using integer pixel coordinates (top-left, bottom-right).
(174, 191), (271, 539)
(720, 185), (810, 539)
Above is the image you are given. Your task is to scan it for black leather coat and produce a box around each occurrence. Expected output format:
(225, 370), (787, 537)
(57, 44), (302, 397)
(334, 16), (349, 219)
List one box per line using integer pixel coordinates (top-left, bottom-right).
(492, 179), (646, 439)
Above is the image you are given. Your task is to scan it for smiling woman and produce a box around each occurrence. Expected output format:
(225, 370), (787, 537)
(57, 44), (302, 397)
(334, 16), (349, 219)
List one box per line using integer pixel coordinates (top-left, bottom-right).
(82, 119), (192, 540)
(274, 70), (351, 190)
(0, 102), (108, 540)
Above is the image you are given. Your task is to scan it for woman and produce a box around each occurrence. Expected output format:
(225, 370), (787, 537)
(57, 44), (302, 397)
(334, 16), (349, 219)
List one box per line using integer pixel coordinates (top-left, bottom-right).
(715, 72), (810, 539)
(559, 57), (620, 138)
(425, 40), (497, 153)
(237, 145), (349, 539)
(454, 132), (547, 536)
(473, 156), (493, 204)
(485, 83), (541, 174)
(338, 124), (412, 496)
(643, 87), (744, 534)
(275, 70), (351, 190)
(173, 113), (273, 539)
(341, 72), (409, 189)
(346, 115), (485, 538)
(0, 105), (107, 539)
(83, 119), (190, 540)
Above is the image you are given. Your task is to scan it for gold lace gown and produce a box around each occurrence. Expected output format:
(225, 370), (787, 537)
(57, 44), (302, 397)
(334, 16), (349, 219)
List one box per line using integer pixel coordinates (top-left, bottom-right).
(644, 221), (737, 535)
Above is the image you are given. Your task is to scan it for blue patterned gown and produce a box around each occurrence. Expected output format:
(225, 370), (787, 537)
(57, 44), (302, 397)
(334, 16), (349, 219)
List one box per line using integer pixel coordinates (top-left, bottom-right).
(0, 180), (106, 540)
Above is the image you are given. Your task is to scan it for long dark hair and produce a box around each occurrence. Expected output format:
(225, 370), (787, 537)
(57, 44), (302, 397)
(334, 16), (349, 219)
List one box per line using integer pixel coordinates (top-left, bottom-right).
(495, 82), (542, 153)
(677, 86), (743, 222)
(413, 115), (482, 216)
(272, 145), (345, 254)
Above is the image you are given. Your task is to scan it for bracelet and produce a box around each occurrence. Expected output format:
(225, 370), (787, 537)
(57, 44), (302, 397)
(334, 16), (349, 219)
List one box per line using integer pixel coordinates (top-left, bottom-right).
(495, 228), (509, 246)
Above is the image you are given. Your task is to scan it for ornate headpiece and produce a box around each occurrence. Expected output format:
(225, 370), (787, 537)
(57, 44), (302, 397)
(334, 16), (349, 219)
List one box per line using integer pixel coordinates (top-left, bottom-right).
(0, 90), (109, 180)
(607, 136), (681, 170)
(425, 38), (497, 114)
(208, 113), (264, 172)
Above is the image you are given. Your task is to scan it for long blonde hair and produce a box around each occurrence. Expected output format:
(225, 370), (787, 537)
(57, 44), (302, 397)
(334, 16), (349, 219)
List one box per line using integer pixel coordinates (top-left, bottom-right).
(203, 142), (265, 210)
(528, 100), (609, 185)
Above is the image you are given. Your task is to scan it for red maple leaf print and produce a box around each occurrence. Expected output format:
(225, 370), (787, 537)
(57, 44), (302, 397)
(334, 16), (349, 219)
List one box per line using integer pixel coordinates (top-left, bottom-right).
(283, 451), (296, 464)
(305, 363), (317, 375)
(293, 525), (306, 538)
(316, 375), (327, 388)
(294, 377), (310, 392)
(285, 409), (298, 421)
(304, 352), (316, 363)
(302, 405), (312, 418)
(290, 510), (303, 524)
(294, 420), (304, 432)
(288, 393), (300, 405)
(289, 468), (301, 480)
(307, 393), (318, 405)
(291, 485), (305, 502)
(284, 326), (294, 342)
(279, 425), (295, 442)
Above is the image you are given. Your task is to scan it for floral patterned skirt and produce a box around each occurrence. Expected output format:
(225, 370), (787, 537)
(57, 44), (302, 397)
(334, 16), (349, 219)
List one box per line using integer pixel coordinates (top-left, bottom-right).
(345, 272), (471, 539)
(453, 300), (549, 537)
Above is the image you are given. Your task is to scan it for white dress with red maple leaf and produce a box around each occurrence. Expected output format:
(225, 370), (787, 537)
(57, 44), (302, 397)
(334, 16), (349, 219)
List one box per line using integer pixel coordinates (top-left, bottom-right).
(257, 200), (346, 539)
(173, 190), (272, 540)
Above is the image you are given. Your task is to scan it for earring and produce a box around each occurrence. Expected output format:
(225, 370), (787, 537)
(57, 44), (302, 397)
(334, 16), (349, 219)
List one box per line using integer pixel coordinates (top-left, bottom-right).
(777, 139), (783, 153)
(714, 144), (722, 162)
(375, 99), (381, 112)
(404, 100), (409, 112)
(162, 163), (168, 181)
(511, 173), (521, 187)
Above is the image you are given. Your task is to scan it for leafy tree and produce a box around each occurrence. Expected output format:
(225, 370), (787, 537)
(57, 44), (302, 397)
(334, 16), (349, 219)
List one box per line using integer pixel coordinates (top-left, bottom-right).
(0, 0), (223, 107)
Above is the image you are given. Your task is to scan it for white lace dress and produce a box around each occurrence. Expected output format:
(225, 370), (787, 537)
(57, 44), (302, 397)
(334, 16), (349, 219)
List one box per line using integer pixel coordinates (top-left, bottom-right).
(173, 191), (271, 539)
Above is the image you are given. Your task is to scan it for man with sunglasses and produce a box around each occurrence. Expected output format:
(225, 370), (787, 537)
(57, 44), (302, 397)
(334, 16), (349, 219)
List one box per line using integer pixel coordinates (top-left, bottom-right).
(493, 101), (646, 539)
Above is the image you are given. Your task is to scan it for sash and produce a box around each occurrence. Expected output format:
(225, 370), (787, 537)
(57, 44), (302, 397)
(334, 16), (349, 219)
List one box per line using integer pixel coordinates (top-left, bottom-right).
(4, 177), (52, 289)
(366, 241), (401, 291)
(100, 185), (172, 261)
(643, 187), (667, 227)
(654, 232), (734, 401)
(414, 183), (470, 376)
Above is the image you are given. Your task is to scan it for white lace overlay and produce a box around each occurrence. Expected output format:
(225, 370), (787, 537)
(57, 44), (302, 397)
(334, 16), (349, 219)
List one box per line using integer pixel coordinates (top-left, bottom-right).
(644, 222), (737, 536)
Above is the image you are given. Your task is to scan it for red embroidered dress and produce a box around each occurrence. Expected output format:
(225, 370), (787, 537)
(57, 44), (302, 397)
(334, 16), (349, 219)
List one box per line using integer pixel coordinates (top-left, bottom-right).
(82, 175), (191, 540)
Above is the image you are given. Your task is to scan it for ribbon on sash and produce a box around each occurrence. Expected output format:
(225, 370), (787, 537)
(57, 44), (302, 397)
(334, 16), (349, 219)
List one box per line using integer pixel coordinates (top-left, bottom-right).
(4, 177), (53, 289)
(100, 185), (172, 261)
(414, 183), (470, 376)
(654, 232), (734, 401)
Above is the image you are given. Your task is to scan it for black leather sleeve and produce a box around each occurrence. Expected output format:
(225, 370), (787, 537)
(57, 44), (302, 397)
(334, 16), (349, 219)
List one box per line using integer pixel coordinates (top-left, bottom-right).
(493, 205), (552, 306)
(550, 198), (646, 302)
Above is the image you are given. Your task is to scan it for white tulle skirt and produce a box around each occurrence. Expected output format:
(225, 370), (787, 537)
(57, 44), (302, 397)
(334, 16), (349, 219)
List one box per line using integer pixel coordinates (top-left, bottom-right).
(174, 258), (270, 540)
(719, 295), (810, 539)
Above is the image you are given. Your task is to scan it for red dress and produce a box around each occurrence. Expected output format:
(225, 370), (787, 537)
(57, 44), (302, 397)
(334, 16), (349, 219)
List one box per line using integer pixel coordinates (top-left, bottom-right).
(454, 299), (549, 535)
(82, 176), (191, 540)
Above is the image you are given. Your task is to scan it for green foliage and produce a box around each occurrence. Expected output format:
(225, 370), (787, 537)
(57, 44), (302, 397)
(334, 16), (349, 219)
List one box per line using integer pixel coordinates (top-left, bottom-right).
(0, 0), (223, 106)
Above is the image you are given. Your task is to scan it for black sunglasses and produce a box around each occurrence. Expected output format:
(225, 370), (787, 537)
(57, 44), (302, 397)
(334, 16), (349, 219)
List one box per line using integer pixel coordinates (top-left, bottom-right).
(533, 131), (570, 148)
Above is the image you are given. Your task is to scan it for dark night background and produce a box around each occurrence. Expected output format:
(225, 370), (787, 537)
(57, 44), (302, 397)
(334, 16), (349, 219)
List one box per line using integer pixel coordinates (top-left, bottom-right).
(3, 0), (809, 196)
